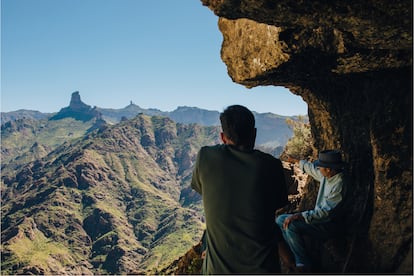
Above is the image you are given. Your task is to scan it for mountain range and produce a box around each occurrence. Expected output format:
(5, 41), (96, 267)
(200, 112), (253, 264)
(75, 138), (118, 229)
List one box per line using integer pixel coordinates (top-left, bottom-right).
(2, 91), (299, 151)
(1, 114), (221, 274)
(1, 91), (304, 274)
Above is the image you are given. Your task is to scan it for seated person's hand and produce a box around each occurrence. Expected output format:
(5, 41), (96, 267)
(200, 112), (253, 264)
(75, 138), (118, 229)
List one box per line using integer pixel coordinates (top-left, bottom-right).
(284, 155), (299, 164)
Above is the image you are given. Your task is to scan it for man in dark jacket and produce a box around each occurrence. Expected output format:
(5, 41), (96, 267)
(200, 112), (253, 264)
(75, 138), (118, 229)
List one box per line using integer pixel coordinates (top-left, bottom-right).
(191, 105), (289, 274)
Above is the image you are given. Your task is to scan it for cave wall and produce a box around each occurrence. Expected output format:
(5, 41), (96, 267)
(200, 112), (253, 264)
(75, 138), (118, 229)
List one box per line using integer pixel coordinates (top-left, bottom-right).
(200, 0), (412, 273)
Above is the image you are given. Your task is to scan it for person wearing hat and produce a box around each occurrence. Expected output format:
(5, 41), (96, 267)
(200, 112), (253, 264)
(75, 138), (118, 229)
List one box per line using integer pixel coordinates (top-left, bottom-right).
(276, 150), (348, 273)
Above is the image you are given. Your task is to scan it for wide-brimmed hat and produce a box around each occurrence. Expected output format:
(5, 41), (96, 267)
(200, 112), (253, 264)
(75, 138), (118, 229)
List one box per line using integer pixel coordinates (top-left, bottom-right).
(314, 150), (345, 169)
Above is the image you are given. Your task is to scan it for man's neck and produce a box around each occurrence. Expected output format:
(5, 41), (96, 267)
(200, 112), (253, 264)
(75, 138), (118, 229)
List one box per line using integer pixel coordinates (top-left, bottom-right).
(228, 144), (254, 152)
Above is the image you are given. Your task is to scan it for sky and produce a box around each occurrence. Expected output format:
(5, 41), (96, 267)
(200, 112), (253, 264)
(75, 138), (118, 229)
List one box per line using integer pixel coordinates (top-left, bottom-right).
(1, 0), (307, 116)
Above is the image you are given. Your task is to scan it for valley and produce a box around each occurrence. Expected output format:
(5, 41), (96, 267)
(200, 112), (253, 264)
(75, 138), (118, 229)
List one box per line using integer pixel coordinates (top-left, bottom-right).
(1, 92), (300, 274)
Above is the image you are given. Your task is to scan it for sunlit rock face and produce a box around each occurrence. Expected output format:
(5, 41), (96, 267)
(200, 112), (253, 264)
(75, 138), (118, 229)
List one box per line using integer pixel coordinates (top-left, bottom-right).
(201, 0), (412, 273)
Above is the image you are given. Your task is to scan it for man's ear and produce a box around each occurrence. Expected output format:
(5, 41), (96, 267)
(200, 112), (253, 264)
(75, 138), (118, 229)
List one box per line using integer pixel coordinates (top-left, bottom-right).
(220, 132), (228, 144)
(221, 132), (235, 145)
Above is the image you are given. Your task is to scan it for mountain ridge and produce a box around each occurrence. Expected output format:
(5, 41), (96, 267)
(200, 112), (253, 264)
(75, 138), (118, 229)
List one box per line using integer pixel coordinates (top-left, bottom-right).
(1, 114), (220, 274)
(2, 91), (302, 154)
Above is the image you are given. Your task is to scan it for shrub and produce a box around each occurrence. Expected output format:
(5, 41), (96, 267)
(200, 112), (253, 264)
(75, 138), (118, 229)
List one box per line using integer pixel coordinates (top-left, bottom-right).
(283, 116), (314, 160)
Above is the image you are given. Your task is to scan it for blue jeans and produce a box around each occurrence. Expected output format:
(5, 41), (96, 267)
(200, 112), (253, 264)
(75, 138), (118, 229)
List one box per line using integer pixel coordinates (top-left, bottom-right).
(276, 214), (336, 267)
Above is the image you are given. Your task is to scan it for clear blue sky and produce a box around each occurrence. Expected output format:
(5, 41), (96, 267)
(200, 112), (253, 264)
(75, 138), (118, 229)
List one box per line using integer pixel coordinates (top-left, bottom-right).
(1, 0), (307, 116)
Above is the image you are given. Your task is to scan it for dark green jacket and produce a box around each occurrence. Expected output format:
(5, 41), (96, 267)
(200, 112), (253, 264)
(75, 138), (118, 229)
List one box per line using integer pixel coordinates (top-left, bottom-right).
(191, 144), (288, 274)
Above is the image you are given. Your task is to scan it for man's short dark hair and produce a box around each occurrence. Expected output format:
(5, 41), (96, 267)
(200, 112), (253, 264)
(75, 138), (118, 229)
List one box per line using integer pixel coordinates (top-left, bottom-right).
(220, 105), (256, 148)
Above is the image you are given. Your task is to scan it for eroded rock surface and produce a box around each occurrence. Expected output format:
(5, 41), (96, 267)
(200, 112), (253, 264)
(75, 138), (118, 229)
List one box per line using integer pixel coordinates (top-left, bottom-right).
(201, 0), (412, 273)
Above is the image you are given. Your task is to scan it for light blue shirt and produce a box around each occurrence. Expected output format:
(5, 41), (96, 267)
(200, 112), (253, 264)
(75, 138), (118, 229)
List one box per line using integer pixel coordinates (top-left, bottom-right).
(299, 160), (346, 224)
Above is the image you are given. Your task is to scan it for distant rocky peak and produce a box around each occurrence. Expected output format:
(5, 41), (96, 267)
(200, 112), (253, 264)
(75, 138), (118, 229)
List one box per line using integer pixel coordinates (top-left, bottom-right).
(50, 91), (102, 122)
(69, 91), (91, 111)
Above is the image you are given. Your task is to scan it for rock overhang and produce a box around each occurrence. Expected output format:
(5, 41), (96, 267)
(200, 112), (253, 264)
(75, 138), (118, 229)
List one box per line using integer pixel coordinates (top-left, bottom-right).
(202, 0), (412, 87)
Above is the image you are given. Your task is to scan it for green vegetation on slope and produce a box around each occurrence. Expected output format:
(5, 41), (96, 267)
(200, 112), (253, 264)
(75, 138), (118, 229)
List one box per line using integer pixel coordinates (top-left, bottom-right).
(1, 114), (217, 274)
